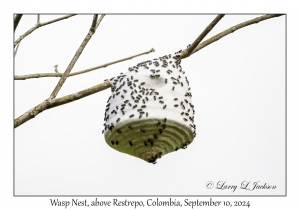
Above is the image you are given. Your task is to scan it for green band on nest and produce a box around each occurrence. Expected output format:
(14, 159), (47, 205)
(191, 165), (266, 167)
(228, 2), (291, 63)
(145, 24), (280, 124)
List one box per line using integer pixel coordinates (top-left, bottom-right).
(105, 118), (194, 163)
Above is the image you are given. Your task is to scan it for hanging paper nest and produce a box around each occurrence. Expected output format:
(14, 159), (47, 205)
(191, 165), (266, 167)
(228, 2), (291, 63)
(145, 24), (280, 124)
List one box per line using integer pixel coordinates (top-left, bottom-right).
(102, 52), (196, 164)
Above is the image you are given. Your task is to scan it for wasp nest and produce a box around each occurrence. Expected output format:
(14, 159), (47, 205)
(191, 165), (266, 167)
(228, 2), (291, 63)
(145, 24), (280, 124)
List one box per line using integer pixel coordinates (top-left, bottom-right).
(102, 52), (196, 164)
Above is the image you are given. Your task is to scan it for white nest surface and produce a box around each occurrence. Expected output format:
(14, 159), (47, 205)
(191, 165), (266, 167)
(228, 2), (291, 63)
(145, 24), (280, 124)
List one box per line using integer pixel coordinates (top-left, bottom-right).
(103, 53), (196, 136)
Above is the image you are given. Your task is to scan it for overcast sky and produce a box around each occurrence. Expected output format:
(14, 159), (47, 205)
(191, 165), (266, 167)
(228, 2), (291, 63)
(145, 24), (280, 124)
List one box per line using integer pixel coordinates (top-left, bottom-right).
(14, 14), (285, 196)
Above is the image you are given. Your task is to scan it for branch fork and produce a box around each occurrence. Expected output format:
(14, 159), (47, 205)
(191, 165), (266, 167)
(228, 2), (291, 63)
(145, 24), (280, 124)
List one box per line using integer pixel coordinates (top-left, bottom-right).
(14, 14), (284, 128)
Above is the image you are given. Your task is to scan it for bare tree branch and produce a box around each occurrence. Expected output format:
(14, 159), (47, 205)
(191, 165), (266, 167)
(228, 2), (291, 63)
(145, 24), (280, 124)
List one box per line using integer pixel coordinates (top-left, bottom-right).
(14, 81), (111, 128)
(37, 14), (40, 24)
(14, 14), (107, 128)
(180, 14), (225, 59)
(49, 14), (99, 100)
(54, 64), (59, 73)
(14, 43), (20, 57)
(14, 14), (23, 32)
(14, 14), (76, 47)
(188, 14), (284, 57)
(96, 14), (106, 29)
(14, 14), (283, 128)
(14, 48), (155, 80)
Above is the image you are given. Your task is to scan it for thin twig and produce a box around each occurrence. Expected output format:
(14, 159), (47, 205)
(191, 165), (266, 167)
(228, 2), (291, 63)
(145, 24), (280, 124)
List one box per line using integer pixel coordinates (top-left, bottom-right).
(14, 48), (155, 80)
(37, 14), (40, 24)
(180, 14), (225, 59)
(14, 81), (111, 128)
(54, 65), (59, 73)
(49, 14), (99, 100)
(14, 14), (23, 32)
(14, 14), (283, 128)
(14, 14), (76, 47)
(14, 43), (20, 57)
(96, 14), (106, 29)
(189, 14), (284, 56)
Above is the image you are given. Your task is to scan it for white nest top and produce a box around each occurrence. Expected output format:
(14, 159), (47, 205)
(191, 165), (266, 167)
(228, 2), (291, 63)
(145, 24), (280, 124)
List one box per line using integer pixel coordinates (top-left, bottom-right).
(103, 53), (196, 136)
